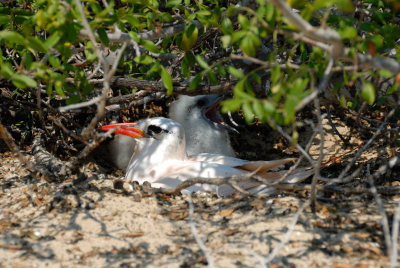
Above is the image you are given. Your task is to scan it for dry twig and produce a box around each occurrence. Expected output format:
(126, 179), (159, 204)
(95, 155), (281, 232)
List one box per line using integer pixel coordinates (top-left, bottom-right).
(264, 200), (310, 264)
(366, 164), (393, 263)
(186, 193), (215, 268)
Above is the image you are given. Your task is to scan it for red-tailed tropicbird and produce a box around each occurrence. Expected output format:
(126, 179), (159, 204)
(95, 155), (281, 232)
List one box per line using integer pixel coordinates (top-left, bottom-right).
(99, 117), (312, 196)
(103, 94), (236, 170)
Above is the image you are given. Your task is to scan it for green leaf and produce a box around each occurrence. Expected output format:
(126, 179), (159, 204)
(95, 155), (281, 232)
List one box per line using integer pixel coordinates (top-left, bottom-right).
(240, 36), (255, 57)
(160, 67), (173, 94)
(313, 0), (332, 10)
(166, 0), (182, 8)
(0, 15), (9, 25)
(226, 6), (238, 16)
(27, 36), (48, 53)
(338, 26), (357, 39)
(265, 3), (275, 21)
(97, 28), (109, 46)
(46, 83), (53, 97)
(217, 65), (226, 76)
(387, 85), (399, 95)
(220, 35), (231, 48)
(23, 53), (33, 69)
(66, 95), (81, 105)
(181, 23), (198, 51)
(227, 66), (244, 79)
(45, 32), (61, 49)
(238, 14), (250, 30)
(48, 55), (61, 68)
(181, 58), (190, 78)
(231, 31), (247, 43)
(207, 71), (217, 85)
(221, 18), (233, 35)
(54, 80), (66, 97)
(142, 40), (159, 53)
(134, 55), (154, 65)
(362, 80), (375, 105)
(379, 69), (392, 78)
(271, 64), (281, 84)
(128, 31), (140, 43)
(252, 101), (265, 120)
(0, 31), (25, 45)
(333, 0), (354, 13)
(12, 74), (37, 89)
(263, 100), (275, 114)
(221, 98), (242, 113)
(242, 102), (255, 123)
(0, 62), (14, 79)
(195, 55), (209, 69)
(189, 73), (202, 90)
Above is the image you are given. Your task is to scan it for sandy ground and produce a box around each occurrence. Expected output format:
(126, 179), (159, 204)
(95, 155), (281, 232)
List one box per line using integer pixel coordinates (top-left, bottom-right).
(0, 118), (399, 267)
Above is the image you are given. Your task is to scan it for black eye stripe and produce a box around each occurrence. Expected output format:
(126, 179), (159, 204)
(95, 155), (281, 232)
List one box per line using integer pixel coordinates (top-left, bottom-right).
(147, 125), (169, 135)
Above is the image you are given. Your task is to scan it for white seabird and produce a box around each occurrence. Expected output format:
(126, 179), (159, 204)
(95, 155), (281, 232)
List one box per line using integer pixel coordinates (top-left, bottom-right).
(102, 94), (236, 170)
(99, 117), (312, 196)
(169, 94), (236, 157)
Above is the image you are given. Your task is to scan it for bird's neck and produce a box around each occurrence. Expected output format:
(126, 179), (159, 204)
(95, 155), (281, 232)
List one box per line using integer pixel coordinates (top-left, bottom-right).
(125, 138), (187, 181)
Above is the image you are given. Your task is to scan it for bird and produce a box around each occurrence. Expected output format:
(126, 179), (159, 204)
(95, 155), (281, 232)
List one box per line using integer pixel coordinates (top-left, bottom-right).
(101, 94), (236, 170)
(169, 94), (236, 157)
(99, 117), (312, 196)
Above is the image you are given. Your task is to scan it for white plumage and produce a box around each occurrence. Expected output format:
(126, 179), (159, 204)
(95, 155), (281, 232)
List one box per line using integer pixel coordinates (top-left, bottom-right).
(169, 94), (236, 157)
(112, 117), (312, 196)
(103, 94), (236, 170)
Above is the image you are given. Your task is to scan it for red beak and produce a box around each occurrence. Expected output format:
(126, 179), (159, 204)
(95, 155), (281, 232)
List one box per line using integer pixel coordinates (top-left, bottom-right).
(98, 123), (146, 138)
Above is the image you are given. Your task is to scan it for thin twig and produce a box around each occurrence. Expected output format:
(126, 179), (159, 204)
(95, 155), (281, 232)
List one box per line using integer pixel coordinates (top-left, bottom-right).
(326, 105), (350, 146)
(186, 193), (215, 268)
(78, 20), (203, 42)
(269, 119), (315, 165)
(310, 96), (324, 212)
(264, 200), (310, 264)
(337, 104), (399, 180)
(296, 58), (334, 112)
(65, 76), (238, 95)
(0, 123), (36, 174)
(391, 200), (400, 268)
(366, 164), (392, 262)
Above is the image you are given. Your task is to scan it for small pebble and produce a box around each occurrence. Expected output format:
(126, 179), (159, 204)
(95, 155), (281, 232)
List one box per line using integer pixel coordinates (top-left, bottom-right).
(113, 179), (124, 190)
(142, 181), (152, 193)
(132, 191), (142, 202)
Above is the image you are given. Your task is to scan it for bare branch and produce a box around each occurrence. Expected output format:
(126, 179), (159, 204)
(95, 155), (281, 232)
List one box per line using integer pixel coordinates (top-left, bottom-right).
(295, 58), (334, 112)
(337, 103), (399, 180)
(0, 123), (36, 175)
(186, 194), (215, 268)
(264, 200), (310, 264)
(66, 77), (237, 96)
(366, 164), (393, 262)
(78, 20), (203, 42)
(269, 119), (315, 165)
(269, 0), (400, 74)
(268, 0), (342, 58)
(391, 200), (400, 268)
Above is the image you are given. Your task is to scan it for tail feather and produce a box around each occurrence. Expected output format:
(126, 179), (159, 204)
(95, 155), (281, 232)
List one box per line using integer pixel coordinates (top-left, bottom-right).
(235, 158), (296, 173)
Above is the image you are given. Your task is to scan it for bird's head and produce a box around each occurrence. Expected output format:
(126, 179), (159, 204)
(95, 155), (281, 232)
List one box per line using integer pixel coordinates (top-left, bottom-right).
(99, 117), (185, 145)
(170, 94), (237, 133)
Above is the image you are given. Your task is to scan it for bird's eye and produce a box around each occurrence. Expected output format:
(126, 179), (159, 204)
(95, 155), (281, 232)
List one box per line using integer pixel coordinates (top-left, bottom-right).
(196, 98), (207, 107)
(148, 125), (163, 135)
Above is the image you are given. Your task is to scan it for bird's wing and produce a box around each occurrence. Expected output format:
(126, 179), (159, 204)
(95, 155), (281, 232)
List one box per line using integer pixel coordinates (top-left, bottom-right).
(189, 154), (296, 173)
(146, 160), (254, 196)
(234, 158), (296, 173)
(253, 167), (313, 183)
(188, 153), (249, 166)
